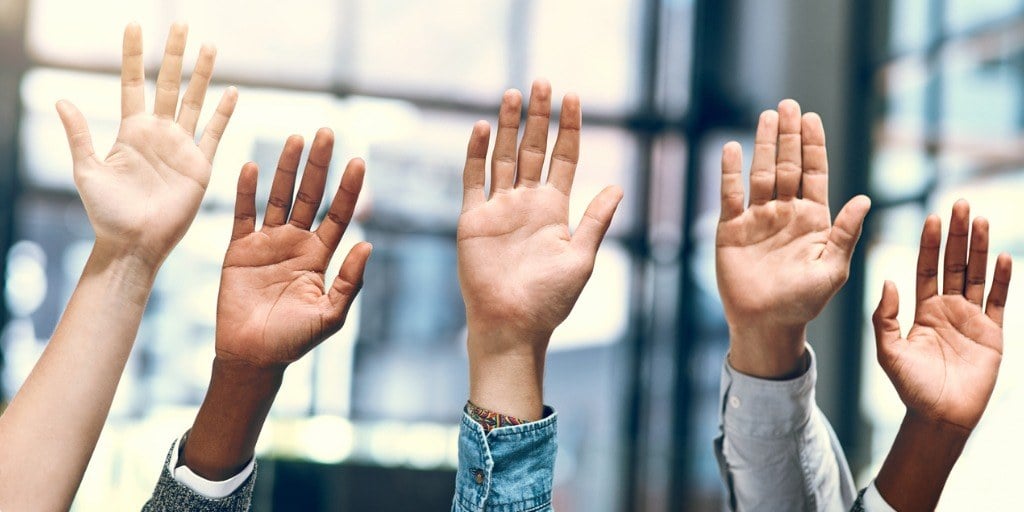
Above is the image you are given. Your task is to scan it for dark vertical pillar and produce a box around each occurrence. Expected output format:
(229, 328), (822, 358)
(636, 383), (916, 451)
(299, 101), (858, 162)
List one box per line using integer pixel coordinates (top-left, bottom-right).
(0, 0), (29, 403)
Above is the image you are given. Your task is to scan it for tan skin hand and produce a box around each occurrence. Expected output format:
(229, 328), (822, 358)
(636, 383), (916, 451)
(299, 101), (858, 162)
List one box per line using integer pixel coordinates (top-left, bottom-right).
(458, 80), (622, 420)
(215, 129), (372, 369)
(57, 22), (237, 267)
(715, 100), (871, 378)
(873, 201), (1012, 431)
(458, 81), (623, 351)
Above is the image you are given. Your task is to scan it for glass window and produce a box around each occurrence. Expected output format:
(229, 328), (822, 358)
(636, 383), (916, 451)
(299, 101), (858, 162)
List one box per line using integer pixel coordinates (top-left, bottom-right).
(350, 0), (512, 101)
(525, 0), (641, 114)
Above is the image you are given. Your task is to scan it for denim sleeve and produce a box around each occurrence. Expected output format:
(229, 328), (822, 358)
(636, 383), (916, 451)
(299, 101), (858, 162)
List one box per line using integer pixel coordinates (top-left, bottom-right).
(713, 345), (857, 512)
(451, 407), (557, 512)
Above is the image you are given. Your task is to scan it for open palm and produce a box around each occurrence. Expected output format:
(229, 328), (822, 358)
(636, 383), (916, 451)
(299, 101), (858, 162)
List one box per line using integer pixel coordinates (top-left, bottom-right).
(216, 130), (372, 369)
(716, 101), (871, 331)
(57, 23), (237, 267)
(457, 81), (622, 349)
(874, 202), (1012, 431)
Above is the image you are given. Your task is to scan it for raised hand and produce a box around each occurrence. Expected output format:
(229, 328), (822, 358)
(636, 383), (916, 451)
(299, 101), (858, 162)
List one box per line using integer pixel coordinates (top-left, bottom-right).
(180, 130), (371, 481)
(872, 201), (1012, 512)
(0, 24), (235, 510)
(458, 79), (622, 420)
(716, 99), (871, 378)
(56, 22), (237, 267)
(873, 200), (1012, 431)
(215, 128), (372, 369)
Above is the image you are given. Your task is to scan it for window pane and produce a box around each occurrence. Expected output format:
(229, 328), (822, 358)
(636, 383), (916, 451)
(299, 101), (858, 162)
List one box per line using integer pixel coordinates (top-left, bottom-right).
(888, 0), (931, 54)
(945, 0), (1022, 34)
(526, 0), (641, 114)
(350, 0), (511, 101)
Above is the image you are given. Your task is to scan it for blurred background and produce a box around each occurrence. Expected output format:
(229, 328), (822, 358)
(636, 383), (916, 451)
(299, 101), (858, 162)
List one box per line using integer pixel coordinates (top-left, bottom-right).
(0, 0), (1022, 510)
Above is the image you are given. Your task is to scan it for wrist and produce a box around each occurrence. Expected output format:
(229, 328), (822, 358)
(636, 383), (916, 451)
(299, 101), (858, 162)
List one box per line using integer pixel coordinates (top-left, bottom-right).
(727, 321), (808, 379)
(83, 244), (158, 306)
(92, 237), (167, 272)
(466, 325), (549, 421)
(875, 411), (970, 511)
(182, 358), (284, 480)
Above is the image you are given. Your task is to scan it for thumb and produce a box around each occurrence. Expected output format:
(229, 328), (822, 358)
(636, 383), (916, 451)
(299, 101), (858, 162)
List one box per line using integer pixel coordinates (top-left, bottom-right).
(872, 280), (902, 358)
(55, 100), (96, 165)
(825, 195), (871, 268)
(325, 242), (373, 327)
(571, 185), (624, 257)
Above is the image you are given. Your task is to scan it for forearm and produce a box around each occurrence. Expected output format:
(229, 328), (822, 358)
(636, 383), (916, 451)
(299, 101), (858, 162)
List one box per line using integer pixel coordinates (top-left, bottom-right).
(0, 245), (156, 510)
(466, 325), (547, 421)
(182, 358), (283, 480)
(874, 412), (969, 512)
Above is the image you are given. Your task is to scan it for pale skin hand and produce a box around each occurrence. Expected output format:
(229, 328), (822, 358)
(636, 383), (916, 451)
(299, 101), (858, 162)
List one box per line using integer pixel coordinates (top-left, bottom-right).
(0, 23), (235, 510)
(57, 23), (238, 268)
(182, 129), (371, 479)
(873, 200), (1012, 511)
(716, 100), (871, 378)
(459, 79), (623, 420)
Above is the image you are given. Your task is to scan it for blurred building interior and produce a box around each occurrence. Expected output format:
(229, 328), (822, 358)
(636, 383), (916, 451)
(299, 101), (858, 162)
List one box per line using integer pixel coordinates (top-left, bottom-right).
(0, 0), (1023, 510)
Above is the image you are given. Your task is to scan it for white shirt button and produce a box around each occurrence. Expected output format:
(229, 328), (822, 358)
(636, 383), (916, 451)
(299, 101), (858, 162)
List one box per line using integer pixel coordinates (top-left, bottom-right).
(729, 396), (741, 408)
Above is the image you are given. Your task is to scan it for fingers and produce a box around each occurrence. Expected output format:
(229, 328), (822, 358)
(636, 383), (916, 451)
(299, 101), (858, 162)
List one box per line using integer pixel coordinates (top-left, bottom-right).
(154, 23), (188, 119)
(515, 79), (552, 188)
(263, 135), (304, 228)
(120, 23), (145, 119)
(231, 162), (258, 241)
(325, 242), (373, 326)
(289, 128), (334, 230)
(316, 158), (365, 252)
(824, 195), (871, 266)
(56, 100), (96, 165)
(916, 214), (942, 304)
(985, 253), (1012, 327)
(198, 86), (238, 162)
(571, 186), (624, 257)
(719, 141), (745, 222)
(748, 110), (778, 206)
(942, 199), (971, 295)
(774, 99), (802, 201)
(964, 217), (990, 306)
(800, 112), (829, 206)
(462, 121), (490, 212)
(490, 89), (522, 194)
(546, 93), (581, 196)
(872, 280), (903, 355)
(176, 44), (217, 135)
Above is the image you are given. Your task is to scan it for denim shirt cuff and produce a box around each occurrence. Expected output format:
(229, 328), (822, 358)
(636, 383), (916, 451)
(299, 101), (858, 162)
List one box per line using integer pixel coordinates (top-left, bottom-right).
(720, 344), (818, 438)
(453, 406), (557, 512)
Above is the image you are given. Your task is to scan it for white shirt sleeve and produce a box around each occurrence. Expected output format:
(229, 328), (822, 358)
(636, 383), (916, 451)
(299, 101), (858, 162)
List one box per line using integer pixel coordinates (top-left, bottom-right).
(713, 344), (858, 511)
(860, 481), (898, 512)
(167, 435), (255, 499)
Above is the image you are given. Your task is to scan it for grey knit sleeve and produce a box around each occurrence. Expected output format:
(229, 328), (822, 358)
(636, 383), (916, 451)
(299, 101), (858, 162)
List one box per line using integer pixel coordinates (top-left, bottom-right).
(141, 443), (256, 512)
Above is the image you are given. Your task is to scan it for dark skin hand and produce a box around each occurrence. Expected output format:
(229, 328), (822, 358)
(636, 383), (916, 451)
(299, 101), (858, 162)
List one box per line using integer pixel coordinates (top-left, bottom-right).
(873, 200), (1011, 511)
(181, 129), (372, 479)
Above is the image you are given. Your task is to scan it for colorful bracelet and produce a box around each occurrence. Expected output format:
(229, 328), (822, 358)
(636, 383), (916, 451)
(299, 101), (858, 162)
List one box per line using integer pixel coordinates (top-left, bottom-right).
(465, 401), (529, 433)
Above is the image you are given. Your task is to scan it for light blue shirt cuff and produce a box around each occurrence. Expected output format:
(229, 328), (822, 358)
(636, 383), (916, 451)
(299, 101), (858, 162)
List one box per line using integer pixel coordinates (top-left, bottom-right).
(720, 345), (817, 438)
(452, 407), (557, 512)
